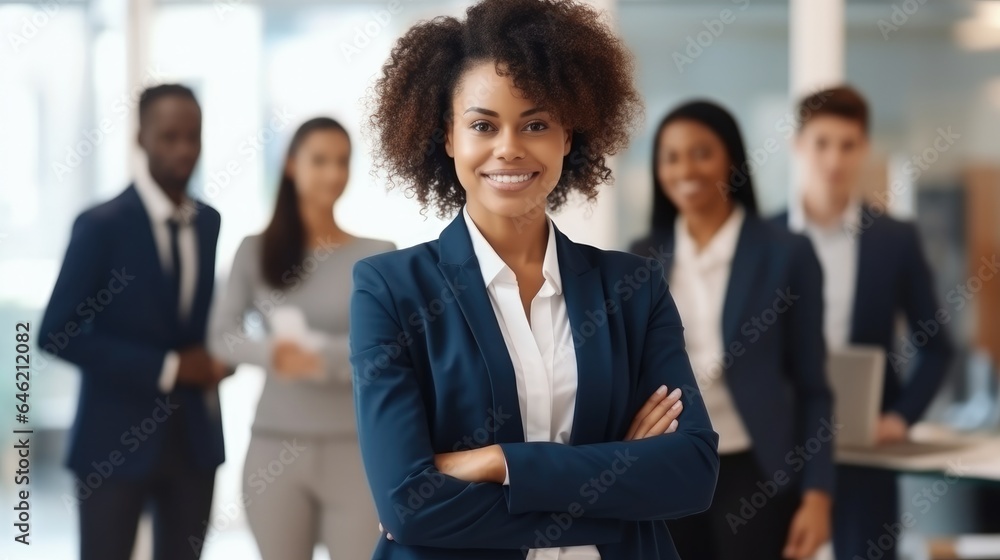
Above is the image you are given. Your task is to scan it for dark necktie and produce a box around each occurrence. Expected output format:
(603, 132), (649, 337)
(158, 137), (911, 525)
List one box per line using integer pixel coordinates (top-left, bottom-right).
(167, 217), (182, 322)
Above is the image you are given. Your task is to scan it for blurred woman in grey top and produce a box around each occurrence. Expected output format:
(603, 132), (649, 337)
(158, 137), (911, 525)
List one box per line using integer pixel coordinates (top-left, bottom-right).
(208, 117), (394, 560)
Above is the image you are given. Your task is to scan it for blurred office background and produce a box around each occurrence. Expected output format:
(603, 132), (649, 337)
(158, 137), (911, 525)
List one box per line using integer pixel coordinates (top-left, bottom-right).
(1, 0), (999, 558)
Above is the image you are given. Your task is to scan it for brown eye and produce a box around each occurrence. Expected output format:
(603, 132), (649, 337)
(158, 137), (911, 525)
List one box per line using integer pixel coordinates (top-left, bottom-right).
(471, 121), (494, 133)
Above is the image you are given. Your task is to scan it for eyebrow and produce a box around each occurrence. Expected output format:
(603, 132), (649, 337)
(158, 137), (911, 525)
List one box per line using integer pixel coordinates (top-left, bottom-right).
(463, 107), (544, 118)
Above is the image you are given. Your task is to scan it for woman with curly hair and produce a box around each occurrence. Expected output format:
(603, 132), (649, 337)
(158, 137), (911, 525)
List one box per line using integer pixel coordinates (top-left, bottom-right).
(349, 1), (720, 558)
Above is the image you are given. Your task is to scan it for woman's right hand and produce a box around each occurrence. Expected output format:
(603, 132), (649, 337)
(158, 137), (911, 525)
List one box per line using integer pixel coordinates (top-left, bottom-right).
(624, 385), (684, 440)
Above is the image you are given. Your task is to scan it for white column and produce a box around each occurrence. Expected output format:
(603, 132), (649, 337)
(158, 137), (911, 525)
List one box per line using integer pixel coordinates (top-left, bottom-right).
(788, 0), (844, 207)
(123, 8), (157, 560)
(126, 0), (154, 176)
(789, 0), (844, 97)
(551, 0), (619, 250)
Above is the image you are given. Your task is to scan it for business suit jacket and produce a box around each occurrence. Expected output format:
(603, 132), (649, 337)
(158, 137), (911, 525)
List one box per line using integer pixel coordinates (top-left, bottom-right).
(39, 184), (225, 477)
(349, 213), (720, 559)
(630, 213), (835, 495)
(771, 207), (955, 424)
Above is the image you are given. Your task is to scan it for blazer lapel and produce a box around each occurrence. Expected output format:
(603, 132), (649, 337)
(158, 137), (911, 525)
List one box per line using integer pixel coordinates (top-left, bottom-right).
(187, 204), (216, 332)
(555, 228), (614, 445)
(124, 184), (180, 329)
(721, 217), (766, 348)
(436, 215), (616, 446)
(639, 230), (676, 279)
(850, 206), (878, 342)
(437, 215), (526, 445)
(637, 217), (763, 361)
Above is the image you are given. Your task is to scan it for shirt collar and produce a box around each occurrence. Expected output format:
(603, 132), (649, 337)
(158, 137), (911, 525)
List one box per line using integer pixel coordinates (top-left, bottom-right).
(674, 204), (745, 268)
(462, 205), (562, 296)
(134, 163), (197, 226)
(790, 193), (861, 235)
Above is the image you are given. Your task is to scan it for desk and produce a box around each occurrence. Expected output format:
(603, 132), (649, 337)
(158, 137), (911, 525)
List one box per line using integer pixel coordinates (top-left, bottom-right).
(836, 423), (1000, 482)
(929, 536), (1000, 559)
(837, 424), (1000, 558)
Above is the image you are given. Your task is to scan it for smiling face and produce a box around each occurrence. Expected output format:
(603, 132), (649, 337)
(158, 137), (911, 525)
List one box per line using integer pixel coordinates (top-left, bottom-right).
(656, 119), (732, 217)
(445, 61), (573, 221)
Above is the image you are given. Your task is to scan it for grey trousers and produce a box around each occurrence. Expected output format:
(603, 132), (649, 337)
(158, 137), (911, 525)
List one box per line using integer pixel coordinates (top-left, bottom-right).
(243, 433), (378, 560)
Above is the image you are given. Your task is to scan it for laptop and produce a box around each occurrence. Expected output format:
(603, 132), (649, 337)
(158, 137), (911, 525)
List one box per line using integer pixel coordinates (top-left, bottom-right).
(828, 346), (971, 456)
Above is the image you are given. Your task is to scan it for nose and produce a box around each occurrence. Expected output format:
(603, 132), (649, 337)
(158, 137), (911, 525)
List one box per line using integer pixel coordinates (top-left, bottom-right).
(673, 156), (697, 182)
(824, 148), (845, 171)
(493, 128), (525, 161)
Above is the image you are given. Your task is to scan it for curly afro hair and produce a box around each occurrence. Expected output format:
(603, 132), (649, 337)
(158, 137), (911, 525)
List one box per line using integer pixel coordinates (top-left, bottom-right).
(367, 0), (643, 218)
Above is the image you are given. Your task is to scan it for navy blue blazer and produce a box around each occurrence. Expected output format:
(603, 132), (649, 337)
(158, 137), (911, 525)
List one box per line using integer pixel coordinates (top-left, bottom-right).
(349, 213), (720, 559)
(630, 213), (835, 495)
(39, 184), (225, 477)
(771, 207), (955, 424)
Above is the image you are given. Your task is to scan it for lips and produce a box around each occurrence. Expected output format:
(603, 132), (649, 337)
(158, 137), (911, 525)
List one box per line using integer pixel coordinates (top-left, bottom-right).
(674, 181), (708, 196)
(482, 171), (539, 192)
(485, 172), (533, 183)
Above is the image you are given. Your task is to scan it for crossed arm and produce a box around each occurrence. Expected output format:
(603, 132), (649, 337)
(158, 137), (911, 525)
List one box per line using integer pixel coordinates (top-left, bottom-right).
(349, 260), (720, 549)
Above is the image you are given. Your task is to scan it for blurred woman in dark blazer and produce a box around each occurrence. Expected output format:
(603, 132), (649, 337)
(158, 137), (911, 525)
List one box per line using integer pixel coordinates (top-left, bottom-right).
(630, 100), (835, 560)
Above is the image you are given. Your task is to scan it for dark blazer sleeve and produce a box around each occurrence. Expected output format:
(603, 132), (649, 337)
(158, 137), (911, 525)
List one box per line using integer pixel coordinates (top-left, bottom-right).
(498, 264), (720, 521)
(889, 223), (955, 424)
(349, 260), (624, 549)
(784, 235), (835, 494)
(38, 212), (168, 395)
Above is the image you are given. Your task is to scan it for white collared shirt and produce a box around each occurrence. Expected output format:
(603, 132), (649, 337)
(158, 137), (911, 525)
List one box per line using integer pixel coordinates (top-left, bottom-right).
(789, 197), (860, 351)
(669, 205), (753, 454)
(134, 165), (199, 392)
(462, 207), (599, 560)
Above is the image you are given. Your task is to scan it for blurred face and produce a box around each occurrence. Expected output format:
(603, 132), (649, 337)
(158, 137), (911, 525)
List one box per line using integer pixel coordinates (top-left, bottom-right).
(138, 96), (201, 188)
(445, 61), (572, 221)
(656, 119), (732, 217)
(795, 115), (868, 199)
(286, 129), (351, 209)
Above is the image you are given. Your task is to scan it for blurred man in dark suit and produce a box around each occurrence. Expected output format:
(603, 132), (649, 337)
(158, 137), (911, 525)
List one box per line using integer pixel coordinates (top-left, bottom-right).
(40, 84), (230, 560)
(773, 85), (955, 560)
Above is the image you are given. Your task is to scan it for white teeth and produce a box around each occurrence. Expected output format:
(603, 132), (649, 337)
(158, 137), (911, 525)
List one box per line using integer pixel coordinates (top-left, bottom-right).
(487, 173), (533, 183)
(676, 181), (703, 193)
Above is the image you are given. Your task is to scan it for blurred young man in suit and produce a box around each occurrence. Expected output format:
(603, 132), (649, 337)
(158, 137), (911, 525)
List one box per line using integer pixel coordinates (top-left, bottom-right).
(40, 84), (230, 560)
(772, 85), (955, 560)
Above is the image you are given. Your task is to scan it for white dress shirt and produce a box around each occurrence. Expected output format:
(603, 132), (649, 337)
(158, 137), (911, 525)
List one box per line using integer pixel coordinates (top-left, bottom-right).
(134, 166), (199, 393)
(789, 197), (860, 351)
(669, 205), (753, 454)
(462, 207), (599, 560)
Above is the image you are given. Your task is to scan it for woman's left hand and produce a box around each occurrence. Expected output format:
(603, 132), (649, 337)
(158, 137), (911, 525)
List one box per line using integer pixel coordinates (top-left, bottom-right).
(782, 490), (831, 559)
(272, 339), (325, 380)
(434, 445), (507, 484)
